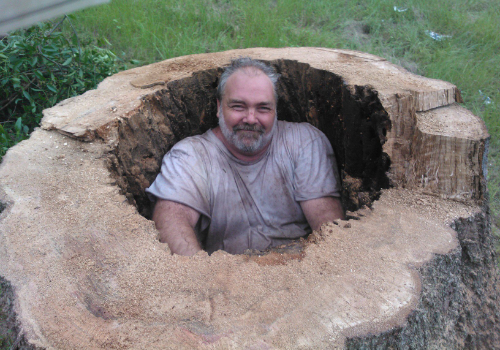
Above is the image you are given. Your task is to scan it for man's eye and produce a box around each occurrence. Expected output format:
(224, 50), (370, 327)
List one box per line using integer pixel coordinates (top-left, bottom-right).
(231, 105), (245, 111)
(259, 107), (271, 112)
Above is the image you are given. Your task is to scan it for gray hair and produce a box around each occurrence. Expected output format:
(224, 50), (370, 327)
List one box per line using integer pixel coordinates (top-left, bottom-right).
(216, 57), (280, 101)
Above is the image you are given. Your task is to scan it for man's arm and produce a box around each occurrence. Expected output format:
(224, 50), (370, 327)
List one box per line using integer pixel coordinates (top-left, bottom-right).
(300, 196), (345, 231)
(152, 199), (202, 256)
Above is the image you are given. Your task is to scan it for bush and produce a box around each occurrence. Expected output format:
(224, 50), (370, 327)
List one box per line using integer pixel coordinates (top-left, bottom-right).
(0, 16), (126, 158)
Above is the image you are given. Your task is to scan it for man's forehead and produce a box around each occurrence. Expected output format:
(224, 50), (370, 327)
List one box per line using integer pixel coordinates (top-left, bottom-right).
(226, 67), (271, 84)
(224, 69), (274, 96)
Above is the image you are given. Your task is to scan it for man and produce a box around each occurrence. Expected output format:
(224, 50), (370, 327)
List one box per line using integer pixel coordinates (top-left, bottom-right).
(147, 57), (344, 256)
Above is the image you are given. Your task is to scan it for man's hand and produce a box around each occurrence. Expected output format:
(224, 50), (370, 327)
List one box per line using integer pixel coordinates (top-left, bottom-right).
(300, 196), (345, 231)
(152, 199), (202, 256)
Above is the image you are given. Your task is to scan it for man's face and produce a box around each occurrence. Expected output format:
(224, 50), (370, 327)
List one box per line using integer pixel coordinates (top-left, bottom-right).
(217, 68), (277, 155)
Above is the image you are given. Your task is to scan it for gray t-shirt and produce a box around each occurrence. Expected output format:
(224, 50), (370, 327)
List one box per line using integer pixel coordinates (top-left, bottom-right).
(146, 121), (340, 254)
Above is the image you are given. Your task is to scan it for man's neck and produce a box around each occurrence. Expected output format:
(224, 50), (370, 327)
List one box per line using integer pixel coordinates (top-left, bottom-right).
(212, 126), (272, 163)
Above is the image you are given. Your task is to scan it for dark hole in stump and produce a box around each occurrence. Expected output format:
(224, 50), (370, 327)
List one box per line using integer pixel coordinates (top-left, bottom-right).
(107, 59), (392, 226)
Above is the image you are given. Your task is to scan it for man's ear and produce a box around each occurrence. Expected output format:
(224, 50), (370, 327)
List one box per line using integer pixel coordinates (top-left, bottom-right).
(216, 100), (221, 118)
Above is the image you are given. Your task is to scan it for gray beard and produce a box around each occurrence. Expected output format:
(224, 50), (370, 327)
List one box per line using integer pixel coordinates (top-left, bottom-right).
(218, 108), (277, 154)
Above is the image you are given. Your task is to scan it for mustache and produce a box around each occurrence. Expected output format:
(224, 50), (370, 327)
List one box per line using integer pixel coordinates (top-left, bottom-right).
(233, 124), (265, 133)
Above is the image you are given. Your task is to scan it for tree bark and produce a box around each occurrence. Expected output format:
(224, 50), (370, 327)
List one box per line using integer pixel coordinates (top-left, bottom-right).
(0, 48), (497, 349)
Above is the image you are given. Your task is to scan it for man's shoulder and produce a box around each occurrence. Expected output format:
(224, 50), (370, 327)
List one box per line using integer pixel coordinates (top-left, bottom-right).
(278, 120), (326, 142)
(160, 131), (224, 171)
(169, 130), (218, 155)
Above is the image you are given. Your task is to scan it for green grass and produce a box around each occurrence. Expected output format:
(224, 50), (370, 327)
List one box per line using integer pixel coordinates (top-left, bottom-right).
(73, 0), (499, 224)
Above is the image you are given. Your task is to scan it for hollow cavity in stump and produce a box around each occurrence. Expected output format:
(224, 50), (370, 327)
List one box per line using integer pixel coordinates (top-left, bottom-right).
(107, 59), (392, 221)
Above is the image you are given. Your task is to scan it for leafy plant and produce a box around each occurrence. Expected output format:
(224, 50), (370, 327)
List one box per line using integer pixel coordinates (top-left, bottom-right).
(0, 16), (125, 159)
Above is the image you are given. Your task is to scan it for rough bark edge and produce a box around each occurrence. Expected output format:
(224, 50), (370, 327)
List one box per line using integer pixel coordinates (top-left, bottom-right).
(0, 277), (42, 350)
(345, 209), (500, 349)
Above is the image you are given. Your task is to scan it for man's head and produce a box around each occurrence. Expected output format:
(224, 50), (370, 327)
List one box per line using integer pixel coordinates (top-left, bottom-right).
(216, 58), (280, 157)
(216, 58), (280, 102)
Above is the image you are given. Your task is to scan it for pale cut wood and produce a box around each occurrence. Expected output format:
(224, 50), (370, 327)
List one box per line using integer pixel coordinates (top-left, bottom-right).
(406, 103), (489, 201)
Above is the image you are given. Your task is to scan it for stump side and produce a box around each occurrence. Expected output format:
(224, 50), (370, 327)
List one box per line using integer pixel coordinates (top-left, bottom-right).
(346, 209), (500, 349)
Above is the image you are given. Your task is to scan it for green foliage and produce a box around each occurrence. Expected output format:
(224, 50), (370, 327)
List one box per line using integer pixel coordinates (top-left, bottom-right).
(0, 16), (125, 158)
(0, 118), (29, 155)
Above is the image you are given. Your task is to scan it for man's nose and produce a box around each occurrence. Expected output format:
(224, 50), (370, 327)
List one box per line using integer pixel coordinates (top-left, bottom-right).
(244, 108), (258, 124)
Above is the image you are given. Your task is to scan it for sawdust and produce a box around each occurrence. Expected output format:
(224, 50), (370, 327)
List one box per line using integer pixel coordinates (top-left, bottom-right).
(417, 103), (489, 139)
(0, 130), (478, 349)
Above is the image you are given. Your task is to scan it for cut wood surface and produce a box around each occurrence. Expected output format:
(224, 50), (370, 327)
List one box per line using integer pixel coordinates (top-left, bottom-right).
(0, 48), (498, 349)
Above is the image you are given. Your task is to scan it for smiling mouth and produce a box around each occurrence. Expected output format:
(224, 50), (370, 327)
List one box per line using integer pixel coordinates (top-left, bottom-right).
(237, 129), (262, 134)
(233, 125), (265, 134)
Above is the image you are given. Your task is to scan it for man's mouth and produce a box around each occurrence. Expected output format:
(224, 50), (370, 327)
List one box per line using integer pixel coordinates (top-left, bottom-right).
(233, 125), (265, 135)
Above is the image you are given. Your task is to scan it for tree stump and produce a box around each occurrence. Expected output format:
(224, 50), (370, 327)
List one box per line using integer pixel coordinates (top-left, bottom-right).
(0, 48), (498, 349)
